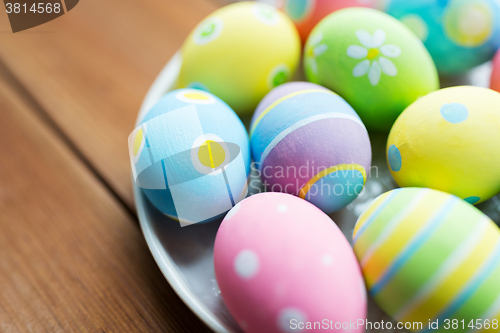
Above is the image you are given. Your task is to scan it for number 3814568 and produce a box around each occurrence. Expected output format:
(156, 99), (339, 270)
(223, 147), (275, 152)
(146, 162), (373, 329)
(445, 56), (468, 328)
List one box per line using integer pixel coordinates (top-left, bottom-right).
(5, 3), (61, 14)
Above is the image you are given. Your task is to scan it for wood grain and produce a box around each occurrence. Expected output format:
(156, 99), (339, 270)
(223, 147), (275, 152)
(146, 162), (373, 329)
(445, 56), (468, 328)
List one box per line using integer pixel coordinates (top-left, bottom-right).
(0, 67), (211, 332)
(0, 0), (220, 209)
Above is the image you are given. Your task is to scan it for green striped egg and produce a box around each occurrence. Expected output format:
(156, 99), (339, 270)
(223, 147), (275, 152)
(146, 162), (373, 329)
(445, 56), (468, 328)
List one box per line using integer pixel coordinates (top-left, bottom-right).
(353, 188), (500, 332)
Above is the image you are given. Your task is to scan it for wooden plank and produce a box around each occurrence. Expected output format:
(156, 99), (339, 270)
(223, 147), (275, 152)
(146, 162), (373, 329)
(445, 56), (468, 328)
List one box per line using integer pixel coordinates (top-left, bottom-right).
(0, 0), (220, 209)
(0, 68), (210, 332)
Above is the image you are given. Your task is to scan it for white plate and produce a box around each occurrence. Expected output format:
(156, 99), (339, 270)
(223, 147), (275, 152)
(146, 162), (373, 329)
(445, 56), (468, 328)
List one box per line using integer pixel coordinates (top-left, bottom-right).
(133, 53), (500, 333)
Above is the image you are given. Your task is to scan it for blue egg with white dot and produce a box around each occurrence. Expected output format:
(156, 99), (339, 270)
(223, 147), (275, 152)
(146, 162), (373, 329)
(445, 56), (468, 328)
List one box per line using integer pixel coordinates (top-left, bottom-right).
(130, 89), (250, 224)
(386, 0), (500, 74)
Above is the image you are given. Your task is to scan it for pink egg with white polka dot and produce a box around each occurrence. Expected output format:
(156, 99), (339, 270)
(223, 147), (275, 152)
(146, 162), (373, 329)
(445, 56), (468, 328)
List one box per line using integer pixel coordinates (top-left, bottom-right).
(214, 192), (367, 333)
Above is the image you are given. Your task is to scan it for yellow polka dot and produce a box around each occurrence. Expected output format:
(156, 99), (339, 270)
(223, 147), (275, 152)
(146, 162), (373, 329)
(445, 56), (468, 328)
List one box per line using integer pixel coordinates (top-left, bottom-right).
(184, 92), (210, 101)
(198, 140), (226, 169)
(133, 129), (143, 156)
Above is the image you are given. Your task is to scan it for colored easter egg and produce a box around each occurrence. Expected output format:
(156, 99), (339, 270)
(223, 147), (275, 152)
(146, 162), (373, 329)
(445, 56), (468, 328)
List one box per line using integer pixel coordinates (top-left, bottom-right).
(253, 81), (330, 120)
(304, 8), (439, 131)
(262, 0), (379, 42)
(130, 88), (251, 224)
(353, 187), (500, 332)
(386, 0), (500, 75)
(250, 82), (371, 214)
(177, 2), (301, 115)
(387, 86), (500, 205)
(490, 49), (500, 92)
(215, 192), (367, 333)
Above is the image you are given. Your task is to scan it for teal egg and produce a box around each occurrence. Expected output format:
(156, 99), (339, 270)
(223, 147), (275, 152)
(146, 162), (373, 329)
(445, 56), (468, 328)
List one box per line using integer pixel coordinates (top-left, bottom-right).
(386, 0), (500, 74)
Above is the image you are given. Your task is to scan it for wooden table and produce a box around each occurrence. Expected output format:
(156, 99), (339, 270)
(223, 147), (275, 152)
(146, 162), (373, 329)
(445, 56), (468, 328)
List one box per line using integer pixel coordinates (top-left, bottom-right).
(0, 0), (224, 331)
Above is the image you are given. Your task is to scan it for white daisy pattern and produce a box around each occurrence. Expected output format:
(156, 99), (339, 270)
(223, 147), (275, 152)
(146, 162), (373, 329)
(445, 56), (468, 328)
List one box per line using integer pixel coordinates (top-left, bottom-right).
(347, 29), (401, 86)
(305, 32), (328, 78)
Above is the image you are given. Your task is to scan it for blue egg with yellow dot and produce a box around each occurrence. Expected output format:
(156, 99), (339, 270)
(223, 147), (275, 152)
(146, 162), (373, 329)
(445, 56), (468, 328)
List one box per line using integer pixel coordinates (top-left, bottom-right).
(129, 89), (250, 225)
(386, 0), (500, 74)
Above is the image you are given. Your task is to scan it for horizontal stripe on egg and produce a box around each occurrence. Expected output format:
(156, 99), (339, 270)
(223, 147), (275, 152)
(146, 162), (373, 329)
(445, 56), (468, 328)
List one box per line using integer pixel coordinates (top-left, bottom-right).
(353, 188), (500, 329)
(394, 216), (491, 320)
(299, 163), (367, 199)
(369, 196), (460, 296)
(257, 117), (371, 197)
(250, 90), (364, 167)
(250, 89), (332, 135)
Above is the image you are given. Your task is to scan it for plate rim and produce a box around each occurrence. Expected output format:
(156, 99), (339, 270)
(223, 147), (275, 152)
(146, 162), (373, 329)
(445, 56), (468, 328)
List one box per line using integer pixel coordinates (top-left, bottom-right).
(133, 51), (234, 333)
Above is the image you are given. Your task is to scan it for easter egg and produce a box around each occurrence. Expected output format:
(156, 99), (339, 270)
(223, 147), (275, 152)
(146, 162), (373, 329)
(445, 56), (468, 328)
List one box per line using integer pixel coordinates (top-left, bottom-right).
(250, 82), (371, 214)
(253, 81), (330, 120)
(387, 86), (500, 205)
(215, 192), (367, 333)
(386, 0), (500, 75)
(177, 2), (301, 115)
(490, 49), (500, 92)
(261, 0), (379, 42)
(304, 8), (439, 131)
(130, 88), (251, 224)
(353, 188), (500, 331)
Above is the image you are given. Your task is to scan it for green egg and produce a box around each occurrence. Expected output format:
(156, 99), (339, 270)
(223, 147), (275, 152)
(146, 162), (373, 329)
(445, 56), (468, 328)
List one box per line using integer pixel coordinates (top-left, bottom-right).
(304, 8), (439, 131)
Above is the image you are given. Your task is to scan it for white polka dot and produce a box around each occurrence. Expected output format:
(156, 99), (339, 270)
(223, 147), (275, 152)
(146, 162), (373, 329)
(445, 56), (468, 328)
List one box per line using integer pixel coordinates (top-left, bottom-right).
(234, 250), (260, 279)
(267, 63), (291, 89)
(277, 307), (307, 333)
(277, 204), (288, 212)
(321, 254), (334, 266)
(252, 3), (280, 26)
(225, 203), (241, 221)
(193, 17), (224, 45)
